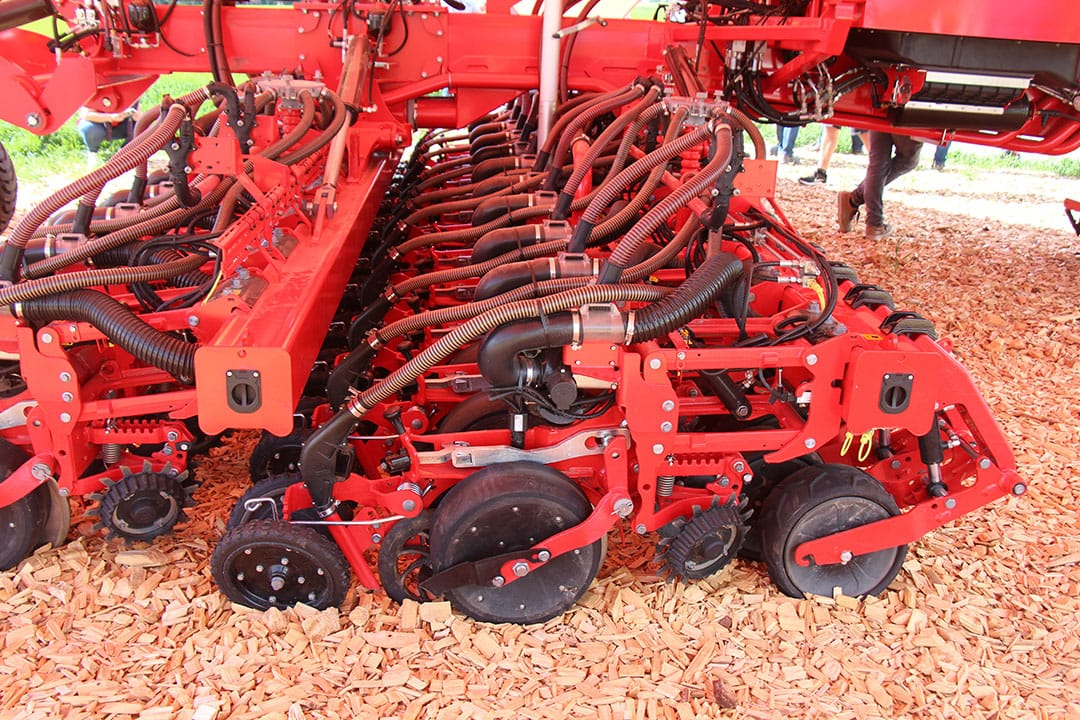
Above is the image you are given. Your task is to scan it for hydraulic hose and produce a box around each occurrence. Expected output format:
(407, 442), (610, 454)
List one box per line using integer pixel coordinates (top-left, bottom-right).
(0, 103), (189, 282)
(628, 252), (743, 341)
(302, 283), (669, 509)
(276, 89), (347, 165)
(20, 289), (198, 382)
(533, 84), (634, 172)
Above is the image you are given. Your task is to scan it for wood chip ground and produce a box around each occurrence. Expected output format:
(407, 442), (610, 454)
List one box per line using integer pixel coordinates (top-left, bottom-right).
(3, 163), (1080, 719)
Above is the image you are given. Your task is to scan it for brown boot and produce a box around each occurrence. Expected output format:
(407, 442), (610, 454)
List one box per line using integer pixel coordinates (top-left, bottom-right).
(865, 224), (891, 240)
(837, 191), (858, 233)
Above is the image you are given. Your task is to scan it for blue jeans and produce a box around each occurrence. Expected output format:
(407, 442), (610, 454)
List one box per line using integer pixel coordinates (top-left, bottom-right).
(774, 125), (799, 158)
(77, 119), (135, 153)
(850, 132), (922, 227)
(933, 142), (951, 167)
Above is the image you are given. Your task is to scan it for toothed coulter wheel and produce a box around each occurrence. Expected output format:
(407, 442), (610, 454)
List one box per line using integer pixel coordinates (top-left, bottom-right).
(89, 465), (195, 541)
(659, 501), (748, 580)
(211, 519), (350, 610)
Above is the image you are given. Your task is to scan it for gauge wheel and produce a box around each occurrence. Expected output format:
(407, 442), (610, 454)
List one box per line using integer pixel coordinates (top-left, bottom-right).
(227, 472), (301, 530)
(248, 428), (311, 483)
(760, 464), (906, 599)
(377, 510), (436, 603)
(429, 461), (603, 624)
(211, 518), (350, 610)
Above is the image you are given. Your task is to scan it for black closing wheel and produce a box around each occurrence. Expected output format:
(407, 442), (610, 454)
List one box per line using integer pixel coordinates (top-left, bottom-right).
(760, 464), (907, 599)
(429, 462), (603, 624)
(377, 510), (436, 603)
(0, 439), (50, 570)
(211, 519), (350, 610)
(248, 428), (311, 483)
(0, 140), (16, 233)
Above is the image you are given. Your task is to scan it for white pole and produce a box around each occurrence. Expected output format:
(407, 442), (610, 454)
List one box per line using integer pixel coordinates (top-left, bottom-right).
(537, 0), (564, 147)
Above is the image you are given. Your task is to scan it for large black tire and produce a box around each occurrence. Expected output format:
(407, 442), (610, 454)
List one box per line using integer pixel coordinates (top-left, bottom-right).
(760, 464), (907, 599)
(211, 518), (350, 610)
(0, 140), (16, 233)
(0, 439), (48, 571)
(429, 462), (603, 624)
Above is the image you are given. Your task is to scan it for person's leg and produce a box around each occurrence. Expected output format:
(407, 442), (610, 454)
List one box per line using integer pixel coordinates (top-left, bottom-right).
(851, 130), (894, 227)
(882, 134), (923, 187)
(781, 126), (800, 160)
(77, 120), (106, 153)
(933, 141), (951, 169)
(850, 129), (866, 154)
(819, 125), (840, 170)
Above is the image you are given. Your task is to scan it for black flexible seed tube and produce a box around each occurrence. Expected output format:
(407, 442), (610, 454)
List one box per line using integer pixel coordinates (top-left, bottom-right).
(21, 289), (197, 381)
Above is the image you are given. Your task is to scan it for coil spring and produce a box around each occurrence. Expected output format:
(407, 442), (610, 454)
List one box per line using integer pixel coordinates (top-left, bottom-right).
(101, 443), (123, 464)
(396, 481), (422, 497)
(657, 475), (675, 497)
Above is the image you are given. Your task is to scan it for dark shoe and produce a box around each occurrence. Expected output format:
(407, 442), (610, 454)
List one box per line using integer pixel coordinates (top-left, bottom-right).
(782, 154), (797, 165)
(837, 191), (858, 233)
(865, 224), (891, 241)
(932, 161), (945, 171)
(799, 168), (827, 185)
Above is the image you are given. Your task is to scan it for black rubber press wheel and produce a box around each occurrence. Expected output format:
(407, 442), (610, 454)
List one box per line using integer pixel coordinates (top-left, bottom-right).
(212, 519), (350, 610)
(429, 462), (603, 624)
(760, 464), (906, 599)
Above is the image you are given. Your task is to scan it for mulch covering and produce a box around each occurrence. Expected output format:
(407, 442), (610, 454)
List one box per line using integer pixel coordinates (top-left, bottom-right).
(3, 170), (1080, 719)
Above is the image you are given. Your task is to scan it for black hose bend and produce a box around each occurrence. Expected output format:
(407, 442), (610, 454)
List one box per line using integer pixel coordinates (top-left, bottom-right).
(629, 252), (743, 341)
(20, 289), (198, 382)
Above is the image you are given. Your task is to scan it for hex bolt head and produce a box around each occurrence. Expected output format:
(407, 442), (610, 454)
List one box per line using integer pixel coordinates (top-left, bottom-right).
(402, 499), (416, 513)
(512, 562), (530, 577)
(188, 315), (200, 327)
(59, 372), (71, 383)
(59, 413), (72, 423)
(839, 550), (853, 564)
(635, 524), (647, 535)
(26, 113), (42, 128)
(944, 498), (957, 510)
(61, 392), (73, 402)
(166, 431), (179, 442)
(652, 443), (664, 455)
(661, 400), (675, 412)
(270, 576), (285, 591)
(732, 460), (745, 473)
(30, 463), (52, 481)
(41, 332), (53, 344)
(660, 421), (673, 433)
(537, 550), (551, 562)
(1012, 483), (1027, 496)
(806, 353), (818, 366)
(676, 351), (686, 360)
(491, 575), (505, 587)
(978, 458), (992, 470)
(648, 358), (662, 370)
(371, 533), (382, 543)
(804, 438), (817, 449)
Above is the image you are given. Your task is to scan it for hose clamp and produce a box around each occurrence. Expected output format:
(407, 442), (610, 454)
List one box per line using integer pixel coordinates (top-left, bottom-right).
(571, 311), (582, 346)
(624, 310), (636, 345)
(347, 398), (370, 419)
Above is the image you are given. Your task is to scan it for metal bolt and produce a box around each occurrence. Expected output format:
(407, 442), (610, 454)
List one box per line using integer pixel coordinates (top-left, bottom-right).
(719, 476), (730, 487)
(59, 372), (71, 383)
(402, 499), (416, 512)
(613, 498), (634, 517)
(188, 315), (200, 327)
(635, 524), (647, 535)
(742, 473), (753, 483)
(371, 533), (382, 543)
(839, 550), (853, 564)
(660, 421), (673, 433)
(26, 113), (42, 128)
(661, 400), (675, 412)
(676, 351), (686, 361)
(652, 443), (664, 455)
(162, 446), (173, 456)
(59, 413), (71, 423)
(41, 332), (53, 344)
(255, 564), (264, 572)
(512, 562), (529, 577)
(58, 487), (69, 497)
(978, 458), (992, 470)
(733, 461), (745, 473)
(537, 550), (551, 562)
(492, 575), (505, 587)
(804, 438), (816, 449)
(61, 392), (73, 403)
(944, 498), (957, 510)
(806, 354), (818, 366)
(1012, 483), (1027, 496)
(30, 463), (52, 481)
(166, 431), (179, 442)
(179, 443), (190, 452)
(891, 459), (902, 470)
(611, 452), (620, 459)
(270, 576), (285, 591)
(649, 358), (662, 370)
